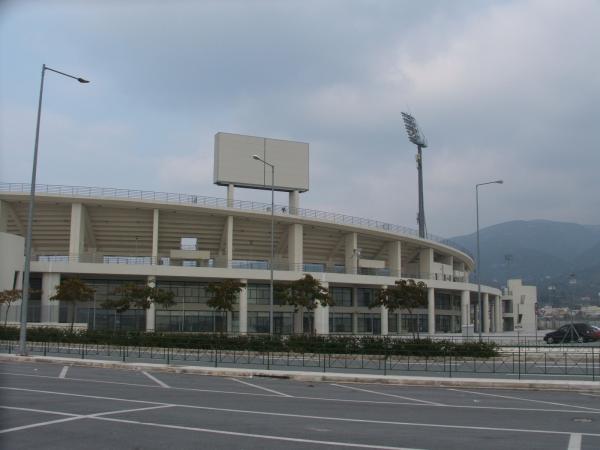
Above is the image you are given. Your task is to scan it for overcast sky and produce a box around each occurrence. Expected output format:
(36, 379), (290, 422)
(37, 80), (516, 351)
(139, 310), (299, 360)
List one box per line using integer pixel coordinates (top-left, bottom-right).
(1, 0), (599, 238)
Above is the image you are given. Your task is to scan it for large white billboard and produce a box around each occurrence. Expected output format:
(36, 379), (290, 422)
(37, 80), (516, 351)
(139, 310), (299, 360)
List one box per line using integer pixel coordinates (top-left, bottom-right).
(214, 132), (309, 192)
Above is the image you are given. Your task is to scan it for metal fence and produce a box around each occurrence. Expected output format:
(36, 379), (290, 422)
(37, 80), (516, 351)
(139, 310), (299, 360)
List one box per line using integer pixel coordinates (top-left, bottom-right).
(0, 182), (472, 257)
(2, 340), (597, 381)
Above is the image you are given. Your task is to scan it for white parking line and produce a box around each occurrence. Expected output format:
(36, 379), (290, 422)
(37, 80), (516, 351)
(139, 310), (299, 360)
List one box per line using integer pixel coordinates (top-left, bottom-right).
(58, 366), (69, 379)
(0, 404), (172, 434)
(0, 416), (83, 434)
(2, 375), (599, 415)
(332, 384), (444, 406)
(447, 389), (600, 412)
(141, 371), (170, 388)
(229, 377), (292, 397)
(568, 433), (582, 450)
(95, 415), (426, 450)
(2, 387), (600, 440)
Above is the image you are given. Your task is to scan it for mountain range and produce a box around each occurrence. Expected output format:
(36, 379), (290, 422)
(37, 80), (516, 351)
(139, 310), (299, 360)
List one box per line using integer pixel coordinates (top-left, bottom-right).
(450, 220), (600, 305)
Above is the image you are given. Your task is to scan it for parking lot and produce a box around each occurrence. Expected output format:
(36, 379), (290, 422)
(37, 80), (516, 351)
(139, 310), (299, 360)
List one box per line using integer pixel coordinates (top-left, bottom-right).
(1, 360), (599, 449)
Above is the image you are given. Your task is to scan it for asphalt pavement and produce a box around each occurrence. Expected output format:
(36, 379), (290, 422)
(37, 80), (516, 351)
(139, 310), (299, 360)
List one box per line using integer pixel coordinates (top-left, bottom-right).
(1, 360), (599, 449)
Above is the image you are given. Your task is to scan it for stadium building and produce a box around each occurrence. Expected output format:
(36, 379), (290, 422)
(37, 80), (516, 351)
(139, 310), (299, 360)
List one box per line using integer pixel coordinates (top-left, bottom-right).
(0, 133), (524, 336)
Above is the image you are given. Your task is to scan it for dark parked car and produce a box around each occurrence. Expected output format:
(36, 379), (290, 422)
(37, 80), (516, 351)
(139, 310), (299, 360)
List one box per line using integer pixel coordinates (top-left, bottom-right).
(543, 323), (600, 344)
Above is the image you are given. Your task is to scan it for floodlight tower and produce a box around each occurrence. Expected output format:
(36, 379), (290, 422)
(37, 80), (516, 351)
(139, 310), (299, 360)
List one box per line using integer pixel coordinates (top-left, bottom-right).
(401, 112), (428, 238)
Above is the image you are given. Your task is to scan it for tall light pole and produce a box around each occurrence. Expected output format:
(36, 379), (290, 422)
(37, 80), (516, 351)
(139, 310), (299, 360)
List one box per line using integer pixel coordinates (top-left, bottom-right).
(476, 180), (503, 342)
(19, 65), (90, 356)
(252, 154), (275, 335)
(401, 112), (428, 238)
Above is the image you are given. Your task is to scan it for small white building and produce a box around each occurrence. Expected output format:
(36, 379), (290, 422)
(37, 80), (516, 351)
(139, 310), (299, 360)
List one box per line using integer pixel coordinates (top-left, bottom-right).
(501, 279), (537, 333)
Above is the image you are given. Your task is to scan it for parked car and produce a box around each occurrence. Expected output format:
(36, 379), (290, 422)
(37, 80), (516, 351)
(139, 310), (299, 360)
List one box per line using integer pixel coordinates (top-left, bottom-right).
(543, 323), (600, 344)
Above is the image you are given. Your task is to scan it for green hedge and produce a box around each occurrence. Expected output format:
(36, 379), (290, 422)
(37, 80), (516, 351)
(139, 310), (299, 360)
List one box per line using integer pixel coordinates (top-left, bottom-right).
(0, 326), (498, 357)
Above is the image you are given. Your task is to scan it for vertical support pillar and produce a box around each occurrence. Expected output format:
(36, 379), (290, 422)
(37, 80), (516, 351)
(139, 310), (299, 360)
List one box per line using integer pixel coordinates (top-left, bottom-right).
(419, 248), (433, 280)
(41, 273), (60, 323)
(314, 281), (329, 335)
(495, 295), (503, 332)
(293, 310), (303, 334)
(152, 209), (159, 265)
(461, 290), (470, 326)
(380, 305), (388, 336)
(288, 223), (303, 271)
(227, 184), (235, 208)
(225, 216), (233, 267)
(387, 241), (402, 277)
(69, 203), (85, 262)
(289, 190), (300, 215)
(352, 312), (358, 334)
(428, 287), (435, 335)
(238, 279), (248, 334)
(344, 232), (358, 274)
(483, 292), (490, 333)
(145, 276), (156, 331)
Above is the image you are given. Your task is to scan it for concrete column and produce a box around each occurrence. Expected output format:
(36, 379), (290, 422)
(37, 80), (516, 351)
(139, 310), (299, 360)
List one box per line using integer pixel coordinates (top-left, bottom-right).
(314, 304), (330, 335)
(427, 287), (435, 335)
(495, 295), (503, 332)
(293, 311), (303, 334)
(344, 232), (358, 274)
(225, 216), (233, 266)
(419, 248), (433, 279)
(483, 293), (490, 333)
(227, 184), (235, 208)
(314, 281), (329, 335)
(145, 276), (156, 331)
(41, 273), (60, 323)
(152, 209), (159, 265)
(461, 290), (470, 326)
(380, 305), (388, 336)
(352, 312), (358, 334)
(69, 203), (85, 261)
(289, 190), (300, 215)
(238, 279), (248, 334)
(288, 223), (303, 271)
(387, 241), (402, 277)
(0, 200), (8, 232)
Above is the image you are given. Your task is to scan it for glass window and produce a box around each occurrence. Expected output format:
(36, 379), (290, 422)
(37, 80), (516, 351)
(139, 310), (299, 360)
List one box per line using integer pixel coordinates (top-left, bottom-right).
(435, 314), (461, 333)
(248, 312), (270, 333)
(273, 312), (293, 334)
(303, 263), (325, 272)
(388, 313), (399, 334)
(357, 313), (381, 334)
(357, 288), (377, 307)
(329, 313), (353, 333)
(330, 287), (353, 307)
(401, 314), (428, 333)
(247, 284), (270, 305)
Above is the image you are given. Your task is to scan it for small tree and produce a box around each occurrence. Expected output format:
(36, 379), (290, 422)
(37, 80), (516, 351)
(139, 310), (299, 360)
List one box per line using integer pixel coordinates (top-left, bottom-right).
(0, 289), (22, 326)
(103, 283), (175, 330)
(370, 279), (428, 338)
(50, 278), (95, 330)
(206, 280), (246, 333)
(277, 274), (333, 334)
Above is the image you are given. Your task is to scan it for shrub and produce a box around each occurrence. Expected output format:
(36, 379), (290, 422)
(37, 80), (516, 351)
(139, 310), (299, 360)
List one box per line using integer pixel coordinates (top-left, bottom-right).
(0, 326), (499, 357)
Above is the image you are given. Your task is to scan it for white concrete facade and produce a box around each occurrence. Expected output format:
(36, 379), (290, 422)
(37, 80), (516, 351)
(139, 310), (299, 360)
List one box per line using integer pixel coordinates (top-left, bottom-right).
(0, 184), (511, 335)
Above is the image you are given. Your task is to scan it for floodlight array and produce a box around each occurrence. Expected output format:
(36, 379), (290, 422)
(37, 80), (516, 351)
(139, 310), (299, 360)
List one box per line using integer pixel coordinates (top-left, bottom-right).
(401, 112), (427, 147)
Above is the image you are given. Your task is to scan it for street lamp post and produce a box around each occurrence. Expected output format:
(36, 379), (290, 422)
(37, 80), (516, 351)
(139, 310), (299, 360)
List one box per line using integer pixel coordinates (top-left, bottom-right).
(252, 154), (275, 335)
(476, 180), (503, 342)
(18, 64), (89, 356)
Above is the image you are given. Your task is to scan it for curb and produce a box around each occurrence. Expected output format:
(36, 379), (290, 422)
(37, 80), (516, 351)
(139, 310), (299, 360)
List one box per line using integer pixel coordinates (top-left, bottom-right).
(2, 354), (599, 392)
